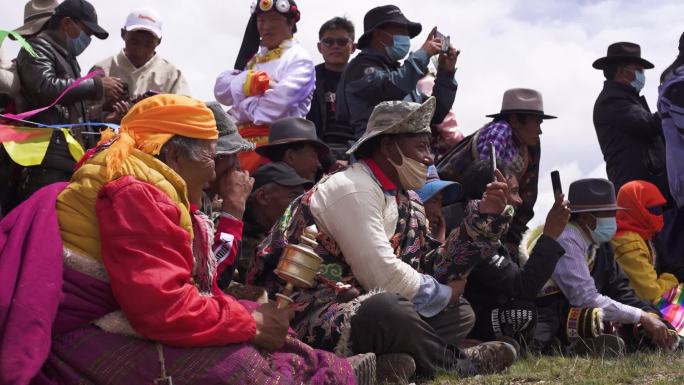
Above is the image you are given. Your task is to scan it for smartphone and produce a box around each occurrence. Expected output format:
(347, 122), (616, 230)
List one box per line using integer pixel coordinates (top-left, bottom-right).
(121, 83), (130, 101)
(434, 29), (450, 53)
(551, 170), (562, 197)
(489, 142), (497, 182)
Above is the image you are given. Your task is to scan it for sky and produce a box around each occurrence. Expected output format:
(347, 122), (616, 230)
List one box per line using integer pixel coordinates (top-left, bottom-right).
(2, 0), (683, 226)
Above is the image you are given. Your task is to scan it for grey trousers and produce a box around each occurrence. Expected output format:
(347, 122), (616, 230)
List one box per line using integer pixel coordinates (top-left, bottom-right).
(350, 292), (475, 376)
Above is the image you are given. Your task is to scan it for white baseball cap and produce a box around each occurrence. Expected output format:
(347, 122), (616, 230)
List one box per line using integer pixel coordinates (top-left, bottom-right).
(124, 8), (162, 39)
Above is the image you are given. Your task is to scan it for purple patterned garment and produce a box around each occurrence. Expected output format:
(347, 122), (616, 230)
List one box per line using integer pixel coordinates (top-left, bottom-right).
(43, 325), (354, 385)
(475, 121), (518, 163)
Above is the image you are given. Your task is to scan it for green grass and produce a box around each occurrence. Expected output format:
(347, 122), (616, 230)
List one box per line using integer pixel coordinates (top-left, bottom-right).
(428, 351), (684, 385)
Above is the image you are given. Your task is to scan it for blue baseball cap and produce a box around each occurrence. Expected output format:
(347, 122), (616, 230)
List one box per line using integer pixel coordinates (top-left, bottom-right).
(416, 166), (462, 206)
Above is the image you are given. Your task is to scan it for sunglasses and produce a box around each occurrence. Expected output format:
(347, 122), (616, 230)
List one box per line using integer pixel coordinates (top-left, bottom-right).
(320, 37), (352, 47)
(647, 206), (664, 215)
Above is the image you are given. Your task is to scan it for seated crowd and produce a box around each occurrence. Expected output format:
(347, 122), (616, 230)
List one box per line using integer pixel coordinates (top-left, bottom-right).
(2, 1), (684, 385)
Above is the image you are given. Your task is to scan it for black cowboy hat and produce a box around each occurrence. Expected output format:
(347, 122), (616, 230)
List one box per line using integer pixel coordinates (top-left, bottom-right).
(592, 42), (654, 70)
(568, 178), (626, 214)
(357, 5), (422, 49)
(255, 117), (330, 159)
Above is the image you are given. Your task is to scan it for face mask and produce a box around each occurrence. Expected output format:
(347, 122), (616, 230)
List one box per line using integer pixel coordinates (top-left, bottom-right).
(630, 69), (645, 93)
(589, 215), (617, 244)
(67, 30), (91, 57)
(387, 141), (428, 190)
(385, 35), (411, 61)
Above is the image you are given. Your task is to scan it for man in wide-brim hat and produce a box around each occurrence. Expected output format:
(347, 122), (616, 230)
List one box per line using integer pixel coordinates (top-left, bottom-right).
(528, 178), (679, 355)
(255, 117), (330, 180)
(1, 0), (59, 97)
(437, 87), (556, 260)
(250, 97), (519, 382)
(592, 42), (669, 201)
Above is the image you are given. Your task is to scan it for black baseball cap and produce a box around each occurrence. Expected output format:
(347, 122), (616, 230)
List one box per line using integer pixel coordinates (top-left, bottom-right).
(252, 162), (314, 191)
(53, 0), (108, 39)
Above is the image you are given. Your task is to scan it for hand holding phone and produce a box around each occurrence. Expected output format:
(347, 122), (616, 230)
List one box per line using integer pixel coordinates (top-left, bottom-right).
(434, 29), (450, 54)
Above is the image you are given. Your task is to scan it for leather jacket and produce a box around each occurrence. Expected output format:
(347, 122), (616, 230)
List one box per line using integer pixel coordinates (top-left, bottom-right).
(15, 30), (104, 171)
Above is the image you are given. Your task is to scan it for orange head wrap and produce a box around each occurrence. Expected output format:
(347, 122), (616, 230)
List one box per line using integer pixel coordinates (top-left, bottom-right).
(616, 180), (667, 240)
(99, 94), (218, 179)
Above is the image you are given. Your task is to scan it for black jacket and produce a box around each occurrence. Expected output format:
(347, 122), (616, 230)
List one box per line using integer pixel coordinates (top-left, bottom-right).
(465, 234), (565, 310)
(335, 48), (457, 141)
(591, 243), (660, 314)
(16, 30), (103, 171)
(593, 80), (669, 197)
(307, 64), (334, 140)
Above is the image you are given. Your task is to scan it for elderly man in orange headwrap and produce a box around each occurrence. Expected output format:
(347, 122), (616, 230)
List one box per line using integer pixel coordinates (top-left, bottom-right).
(0, 94), (365, 385)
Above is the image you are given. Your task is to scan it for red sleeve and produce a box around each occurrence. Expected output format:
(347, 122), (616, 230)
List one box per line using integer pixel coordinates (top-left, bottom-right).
(96, 176), (256, 347)
(212, 214), (243, 294)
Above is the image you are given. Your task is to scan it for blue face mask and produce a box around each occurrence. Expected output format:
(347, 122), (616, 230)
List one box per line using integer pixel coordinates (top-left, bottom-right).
(67, 30), (91, 57)
(630, 69), (646, 93)
(589, 216), (617, 244)
(385, 35), (411, 61)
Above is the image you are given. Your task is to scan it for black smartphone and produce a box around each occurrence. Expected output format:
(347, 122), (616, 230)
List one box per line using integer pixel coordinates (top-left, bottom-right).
(551, 170), (562, 197)
(121, 83), (130, 101)
(489, 142), (497, 182)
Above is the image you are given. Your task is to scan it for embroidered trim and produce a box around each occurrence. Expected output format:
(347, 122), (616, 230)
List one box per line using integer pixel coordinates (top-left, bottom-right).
(334, 289), (384, 357)
(246, 39), (292, 69)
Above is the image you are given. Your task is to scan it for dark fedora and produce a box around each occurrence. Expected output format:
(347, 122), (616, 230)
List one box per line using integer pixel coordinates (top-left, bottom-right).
(357, 5), (422, 49)
(205, 102), (254, 156)
(568, 178), (626, 214)
(592, 42), (654, 70)
(486, 88), (557, 120)
(255, 117), (330, 159)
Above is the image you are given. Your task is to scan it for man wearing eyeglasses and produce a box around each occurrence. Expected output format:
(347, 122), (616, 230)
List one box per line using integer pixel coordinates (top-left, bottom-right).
(307, 17), (356, 167)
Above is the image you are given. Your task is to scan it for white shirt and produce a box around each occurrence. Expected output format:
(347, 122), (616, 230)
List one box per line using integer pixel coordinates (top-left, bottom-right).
(213, 39), (315, 125)
(93, 50), (191, 98)
(309, 162), (451, 316)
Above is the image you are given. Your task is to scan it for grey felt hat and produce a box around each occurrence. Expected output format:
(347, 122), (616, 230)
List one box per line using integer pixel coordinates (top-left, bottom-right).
(206, 102), (255, 155)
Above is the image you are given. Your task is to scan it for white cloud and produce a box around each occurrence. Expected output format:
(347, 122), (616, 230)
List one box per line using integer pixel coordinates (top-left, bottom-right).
(3, 0), (681, 225)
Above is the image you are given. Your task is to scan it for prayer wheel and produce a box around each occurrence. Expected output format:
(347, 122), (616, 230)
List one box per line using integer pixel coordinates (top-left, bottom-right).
(274, 225), (323, 309)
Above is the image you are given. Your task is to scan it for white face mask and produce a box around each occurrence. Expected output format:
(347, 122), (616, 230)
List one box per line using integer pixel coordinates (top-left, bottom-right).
(387, 141), (429, 190)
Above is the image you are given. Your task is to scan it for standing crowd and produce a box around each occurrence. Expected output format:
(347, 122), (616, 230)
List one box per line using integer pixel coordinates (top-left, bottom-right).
(2, 1), (684, 385)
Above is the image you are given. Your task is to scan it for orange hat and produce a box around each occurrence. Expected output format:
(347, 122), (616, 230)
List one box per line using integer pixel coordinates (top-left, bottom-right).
(100, 94), (218, 178)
